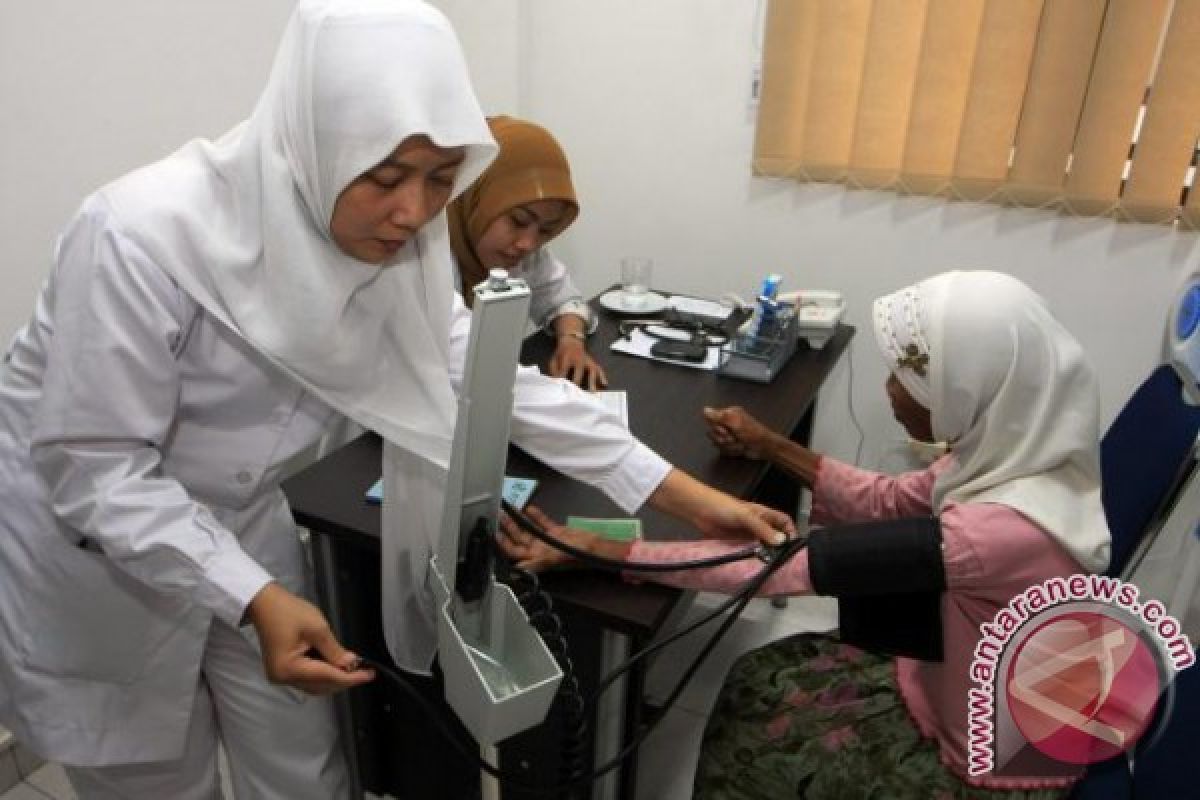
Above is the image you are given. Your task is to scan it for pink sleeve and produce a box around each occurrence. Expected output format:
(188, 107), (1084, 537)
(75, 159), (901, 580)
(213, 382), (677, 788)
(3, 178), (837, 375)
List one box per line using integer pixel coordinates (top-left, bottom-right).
(939, 503), (1084, 591)
(624, 539), (812, 597)
(811, 455), (952, 526)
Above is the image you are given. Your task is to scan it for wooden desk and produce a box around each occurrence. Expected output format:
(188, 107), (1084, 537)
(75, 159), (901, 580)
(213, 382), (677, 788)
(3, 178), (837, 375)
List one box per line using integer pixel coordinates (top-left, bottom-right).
(284, 299), (853, 799)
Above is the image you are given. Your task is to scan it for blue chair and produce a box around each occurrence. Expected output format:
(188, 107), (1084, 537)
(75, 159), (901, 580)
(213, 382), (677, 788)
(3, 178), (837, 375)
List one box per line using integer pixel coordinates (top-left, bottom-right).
(1099, 365), (1200, 577)
(1131, 647), (1200, 799)
(1069, 362), (1200, 798)
(1069, 647), (1200, 799)
(1068, 754), (1133, 799)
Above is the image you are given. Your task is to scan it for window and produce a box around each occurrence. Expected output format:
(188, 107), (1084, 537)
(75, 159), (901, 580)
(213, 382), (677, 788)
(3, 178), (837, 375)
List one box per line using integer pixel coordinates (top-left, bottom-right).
(754, 0), (1200, 226)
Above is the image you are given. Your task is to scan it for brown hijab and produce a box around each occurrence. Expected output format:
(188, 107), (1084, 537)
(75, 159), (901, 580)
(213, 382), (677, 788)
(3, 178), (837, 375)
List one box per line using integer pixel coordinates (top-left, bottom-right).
(448, 116), (580, 306)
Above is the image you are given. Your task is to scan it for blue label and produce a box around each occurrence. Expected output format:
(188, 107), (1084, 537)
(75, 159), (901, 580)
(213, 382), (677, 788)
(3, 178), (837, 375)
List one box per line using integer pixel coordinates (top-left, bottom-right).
(366, 476), (537, 507)
(1177, 284), (1200, 341)
(501, 477), (538, 509)
(760, 274), (782, 300)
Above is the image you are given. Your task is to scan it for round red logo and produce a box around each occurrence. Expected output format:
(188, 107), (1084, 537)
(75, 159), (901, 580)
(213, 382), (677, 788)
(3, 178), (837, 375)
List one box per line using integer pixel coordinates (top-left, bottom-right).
(1006, 610), (1161, 764)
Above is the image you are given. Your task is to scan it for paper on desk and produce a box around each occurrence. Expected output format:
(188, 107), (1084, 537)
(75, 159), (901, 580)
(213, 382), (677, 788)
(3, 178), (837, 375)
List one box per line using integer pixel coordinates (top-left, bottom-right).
(597, 390), (629, 427)
(610, 328), (721, 371)
(667, 295), (733, 319)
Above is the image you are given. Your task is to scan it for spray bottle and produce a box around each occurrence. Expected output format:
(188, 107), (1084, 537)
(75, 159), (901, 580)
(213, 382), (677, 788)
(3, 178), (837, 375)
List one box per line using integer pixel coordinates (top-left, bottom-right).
(751, 273), (783, 339)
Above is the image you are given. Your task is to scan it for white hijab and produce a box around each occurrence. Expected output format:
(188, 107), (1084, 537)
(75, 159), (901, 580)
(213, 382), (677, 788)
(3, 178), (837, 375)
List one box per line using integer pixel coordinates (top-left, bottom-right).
(873, 271), (1111, 573)
(98, 0), (497, 669)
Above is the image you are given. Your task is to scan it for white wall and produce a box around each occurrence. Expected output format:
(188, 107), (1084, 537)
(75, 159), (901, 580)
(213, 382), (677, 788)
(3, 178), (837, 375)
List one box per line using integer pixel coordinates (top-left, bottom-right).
(432, 0), (522, 113)
(439, 0), (1199, 466)
(3, 1), (1196, 467)
(0, 0), (516, 346)
(0, 1), (296, 342)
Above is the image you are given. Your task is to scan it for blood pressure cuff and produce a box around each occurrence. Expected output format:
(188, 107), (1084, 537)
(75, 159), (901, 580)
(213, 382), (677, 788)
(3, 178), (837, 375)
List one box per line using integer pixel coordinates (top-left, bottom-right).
(808, 516), (945, 662)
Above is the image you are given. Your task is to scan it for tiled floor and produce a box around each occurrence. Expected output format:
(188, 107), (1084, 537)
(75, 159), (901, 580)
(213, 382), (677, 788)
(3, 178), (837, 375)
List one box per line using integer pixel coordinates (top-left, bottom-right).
(0, 750), (218, 800)
(0, 762), (75, 800)
(1, 593), (835, 800)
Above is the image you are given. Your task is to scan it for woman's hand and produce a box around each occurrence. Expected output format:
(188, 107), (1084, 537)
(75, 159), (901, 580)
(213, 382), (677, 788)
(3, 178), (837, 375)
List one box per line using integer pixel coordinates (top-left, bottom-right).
(691, 497), (795, 545)
(497, 505), (631, 572)
(703, 405), (777, 460)
(648, 469), (796, 546)
(704, 405), (822, 488)
(548, 336), (608, 391)
(246, 583), (374, 695)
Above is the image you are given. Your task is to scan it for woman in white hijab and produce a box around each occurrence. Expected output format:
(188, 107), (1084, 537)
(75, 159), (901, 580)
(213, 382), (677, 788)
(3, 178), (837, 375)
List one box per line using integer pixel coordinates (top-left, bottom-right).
(0, 1), (792, 797)
(503, 271), (1112, 795)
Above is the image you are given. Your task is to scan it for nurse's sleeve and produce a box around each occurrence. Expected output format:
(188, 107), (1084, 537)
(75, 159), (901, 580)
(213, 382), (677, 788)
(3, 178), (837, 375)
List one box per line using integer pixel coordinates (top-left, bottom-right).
(30, 205), (272, 627)
(520, 249), (594, 333)
(447, 294), (668, 512)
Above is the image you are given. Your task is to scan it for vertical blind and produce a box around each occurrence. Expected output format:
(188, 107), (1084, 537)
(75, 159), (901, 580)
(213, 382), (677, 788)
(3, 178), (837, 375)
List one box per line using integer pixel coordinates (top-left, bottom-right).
(754, 0), (1200, 227)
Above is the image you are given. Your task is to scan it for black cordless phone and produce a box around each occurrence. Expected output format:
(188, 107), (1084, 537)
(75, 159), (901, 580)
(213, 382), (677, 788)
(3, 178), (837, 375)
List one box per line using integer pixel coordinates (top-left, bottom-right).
(650, 335), (708, 362)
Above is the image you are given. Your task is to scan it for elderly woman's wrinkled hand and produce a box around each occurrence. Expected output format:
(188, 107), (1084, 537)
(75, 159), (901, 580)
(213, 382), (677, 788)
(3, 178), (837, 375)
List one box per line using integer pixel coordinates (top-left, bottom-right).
(703, 405), (775, 461)
(497, 505), (594, 572)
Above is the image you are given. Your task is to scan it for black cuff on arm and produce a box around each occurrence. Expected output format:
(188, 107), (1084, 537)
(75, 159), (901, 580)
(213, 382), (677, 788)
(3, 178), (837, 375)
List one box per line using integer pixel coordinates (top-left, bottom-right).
(808, 517), (946, 662)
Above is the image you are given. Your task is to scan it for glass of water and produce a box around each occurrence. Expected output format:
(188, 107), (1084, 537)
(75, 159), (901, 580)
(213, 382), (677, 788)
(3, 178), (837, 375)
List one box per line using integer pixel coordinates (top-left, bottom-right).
(620, 257), (654, 309)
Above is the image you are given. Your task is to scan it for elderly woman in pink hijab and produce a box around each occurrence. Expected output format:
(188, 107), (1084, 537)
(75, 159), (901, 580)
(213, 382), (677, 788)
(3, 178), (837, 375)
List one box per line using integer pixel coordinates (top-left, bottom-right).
(501, 270), (1111, 798)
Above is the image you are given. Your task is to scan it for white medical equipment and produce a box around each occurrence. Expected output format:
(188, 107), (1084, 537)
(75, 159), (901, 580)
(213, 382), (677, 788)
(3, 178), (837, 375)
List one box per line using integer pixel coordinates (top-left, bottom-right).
(1168, 273), (1200, 406)
(781, 289), (846, 349)
(1133, 273), (1200, 635)
(429, 270), (562, 746)
(1160, 274), (1200, 630)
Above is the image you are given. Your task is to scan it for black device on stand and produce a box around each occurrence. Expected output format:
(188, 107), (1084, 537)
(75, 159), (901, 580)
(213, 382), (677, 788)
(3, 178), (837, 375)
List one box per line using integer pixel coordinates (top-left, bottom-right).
(645, 305), (752, 362)
(649, 335), (709, 363)
(661, 305), (752, 340)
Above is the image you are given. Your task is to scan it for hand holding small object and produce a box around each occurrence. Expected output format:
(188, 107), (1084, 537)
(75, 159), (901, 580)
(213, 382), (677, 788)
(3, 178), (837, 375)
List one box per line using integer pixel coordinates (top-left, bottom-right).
(246, 583), (375, 695)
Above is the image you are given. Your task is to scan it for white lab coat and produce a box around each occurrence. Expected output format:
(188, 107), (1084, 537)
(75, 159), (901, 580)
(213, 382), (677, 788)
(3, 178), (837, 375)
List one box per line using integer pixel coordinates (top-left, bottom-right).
(510, 248), (595, 334)
(456, 247), (596, 335)
(0, 203), (667, 766)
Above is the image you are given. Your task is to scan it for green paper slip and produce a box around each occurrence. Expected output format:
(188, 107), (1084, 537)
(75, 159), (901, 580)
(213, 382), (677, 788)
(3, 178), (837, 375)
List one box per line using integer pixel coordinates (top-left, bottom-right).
(566, 516), (643, 542)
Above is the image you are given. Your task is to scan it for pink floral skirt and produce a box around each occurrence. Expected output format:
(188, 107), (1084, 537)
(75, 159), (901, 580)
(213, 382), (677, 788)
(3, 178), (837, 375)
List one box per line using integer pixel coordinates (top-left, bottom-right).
(693, 633), (1065, 799)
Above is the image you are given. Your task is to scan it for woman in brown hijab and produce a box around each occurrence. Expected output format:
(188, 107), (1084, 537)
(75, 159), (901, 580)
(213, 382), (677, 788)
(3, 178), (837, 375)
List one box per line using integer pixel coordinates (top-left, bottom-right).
(448, 116), (607, 390)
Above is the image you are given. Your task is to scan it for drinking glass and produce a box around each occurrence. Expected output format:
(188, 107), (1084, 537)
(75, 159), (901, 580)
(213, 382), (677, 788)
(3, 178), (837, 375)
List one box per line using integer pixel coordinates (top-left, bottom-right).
(620, 257), (653, 308)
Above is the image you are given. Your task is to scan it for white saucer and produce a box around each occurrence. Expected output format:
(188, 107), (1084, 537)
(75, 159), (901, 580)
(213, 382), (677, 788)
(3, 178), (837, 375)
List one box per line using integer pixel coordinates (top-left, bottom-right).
(598, 289), (668, 315)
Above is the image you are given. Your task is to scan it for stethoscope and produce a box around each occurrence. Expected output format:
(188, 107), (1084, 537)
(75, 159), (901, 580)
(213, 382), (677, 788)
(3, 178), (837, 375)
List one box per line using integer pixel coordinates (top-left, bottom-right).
(616, 294), (755, 347)
(616, 319), (732, 347)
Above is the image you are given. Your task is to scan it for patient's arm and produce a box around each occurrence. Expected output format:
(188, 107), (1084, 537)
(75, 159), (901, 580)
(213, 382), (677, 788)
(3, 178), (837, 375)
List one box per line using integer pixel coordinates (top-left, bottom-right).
(703, 406), (821, 488)
(624, 538), (813, 597)
(497, 505), (810, 597)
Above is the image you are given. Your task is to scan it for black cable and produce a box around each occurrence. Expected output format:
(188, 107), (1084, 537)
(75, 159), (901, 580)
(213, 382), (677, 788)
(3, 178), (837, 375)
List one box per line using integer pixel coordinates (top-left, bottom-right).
(356, 655), (519, 781)
(500, 498), (808, 717)
(499, 503), (809, 775)
(593, 573), (749, 700)
(501, 500), (767, 572)
(844, 340), (866, 466)
(593, 535), (808, 702)
(355, 517), (807, 794)
(576, 536), (810, 779)
(502, 564), (588, 799)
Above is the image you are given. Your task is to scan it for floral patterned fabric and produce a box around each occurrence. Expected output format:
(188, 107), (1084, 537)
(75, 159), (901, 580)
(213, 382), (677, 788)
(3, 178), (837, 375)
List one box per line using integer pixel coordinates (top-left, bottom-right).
(694, 634), (1067, 800)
